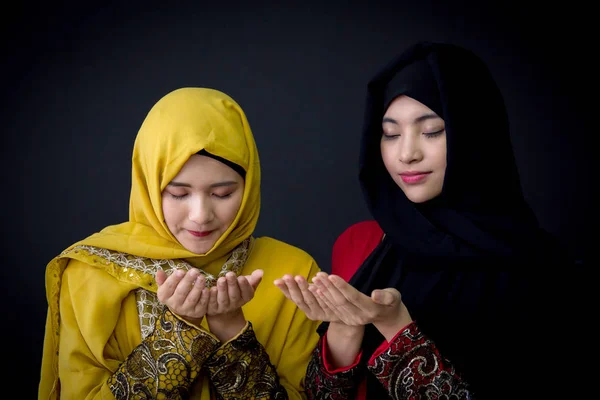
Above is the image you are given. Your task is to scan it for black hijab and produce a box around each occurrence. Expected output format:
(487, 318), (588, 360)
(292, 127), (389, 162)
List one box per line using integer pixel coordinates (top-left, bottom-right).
(322, 42), (585, 399)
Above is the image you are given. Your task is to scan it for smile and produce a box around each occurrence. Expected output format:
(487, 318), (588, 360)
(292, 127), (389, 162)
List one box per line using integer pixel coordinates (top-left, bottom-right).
(187, 230), (213, 237)
(399, 172), (431, 184)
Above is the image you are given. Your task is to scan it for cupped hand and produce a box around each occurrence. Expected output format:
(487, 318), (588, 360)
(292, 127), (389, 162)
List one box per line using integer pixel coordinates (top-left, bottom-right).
(274, 274), (340, 322)
(156, 268), (210, 326)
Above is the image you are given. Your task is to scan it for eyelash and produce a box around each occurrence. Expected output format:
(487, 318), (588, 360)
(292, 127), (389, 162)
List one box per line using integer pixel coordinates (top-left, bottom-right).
(382, 129), (445, 139)
(168, 193), (233, 200)
(424, 129), (445, 138)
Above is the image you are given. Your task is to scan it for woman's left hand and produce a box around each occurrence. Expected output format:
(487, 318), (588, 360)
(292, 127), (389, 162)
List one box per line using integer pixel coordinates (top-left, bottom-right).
(205, 269), (263, 342)
(206, 269), (263, 316)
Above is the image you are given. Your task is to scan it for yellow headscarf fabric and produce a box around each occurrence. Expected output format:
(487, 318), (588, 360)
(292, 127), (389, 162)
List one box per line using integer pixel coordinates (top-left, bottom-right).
(39, 88), (321, 399)
(73, 87), (260, 262)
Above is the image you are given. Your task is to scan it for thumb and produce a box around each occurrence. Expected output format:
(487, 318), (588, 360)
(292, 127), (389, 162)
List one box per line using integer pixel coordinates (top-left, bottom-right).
(247, 269), (264, 289)
(155, 269), (167, 286)
(371, 288), (400, 306)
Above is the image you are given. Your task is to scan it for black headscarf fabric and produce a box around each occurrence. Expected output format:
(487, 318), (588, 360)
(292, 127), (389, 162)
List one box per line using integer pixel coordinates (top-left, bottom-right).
(323, 42), (587, 399)
(197, 149), (246, 179)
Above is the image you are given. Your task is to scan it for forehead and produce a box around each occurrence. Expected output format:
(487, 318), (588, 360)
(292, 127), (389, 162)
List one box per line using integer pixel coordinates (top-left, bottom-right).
(174, 154), (242, 181)
(383, 95), (440, 122)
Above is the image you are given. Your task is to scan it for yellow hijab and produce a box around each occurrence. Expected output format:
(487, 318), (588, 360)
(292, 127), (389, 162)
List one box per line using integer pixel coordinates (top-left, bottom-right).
(76, 87), (260, 261)
(40, 88), (267, 398)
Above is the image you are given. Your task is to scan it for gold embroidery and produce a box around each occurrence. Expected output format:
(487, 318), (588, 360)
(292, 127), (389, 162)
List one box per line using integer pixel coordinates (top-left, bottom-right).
(108, 307), (219, 400)
(205, 322), (288, 399)
(60, 237), (254, 340)
(305, 336), (361, 399)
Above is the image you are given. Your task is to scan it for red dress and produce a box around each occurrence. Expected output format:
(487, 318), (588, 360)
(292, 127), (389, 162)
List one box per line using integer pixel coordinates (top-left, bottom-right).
(305, 221), (472, 399)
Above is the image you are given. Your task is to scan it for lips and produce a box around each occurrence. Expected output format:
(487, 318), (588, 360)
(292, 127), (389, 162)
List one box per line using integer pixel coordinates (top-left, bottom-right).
(399, 171), (431, 183)
(187, 230), (213, 237)
(400, 170), (430, 176)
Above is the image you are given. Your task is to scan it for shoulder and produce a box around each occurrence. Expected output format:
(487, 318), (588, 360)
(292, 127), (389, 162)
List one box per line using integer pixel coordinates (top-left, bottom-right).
(334, 220), (384, 249)
(252, 237), (319, 274)
(254, 237), (314, 259)
(331, 220), (383, 279)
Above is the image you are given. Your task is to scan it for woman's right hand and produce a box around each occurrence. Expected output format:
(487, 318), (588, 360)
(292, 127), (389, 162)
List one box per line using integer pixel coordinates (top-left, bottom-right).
(274, 274), (341, 322)
(312, 272), (413, 340)
(156, 268), (210, 327)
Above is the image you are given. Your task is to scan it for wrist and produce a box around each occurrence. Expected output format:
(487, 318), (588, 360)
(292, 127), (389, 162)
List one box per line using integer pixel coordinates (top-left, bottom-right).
(326, 323), (365, 369)
(168, 308), (204, 328)
(207, 309), (247, 342)
(329, 321), (365, 338)
(374, 303), (412, 342)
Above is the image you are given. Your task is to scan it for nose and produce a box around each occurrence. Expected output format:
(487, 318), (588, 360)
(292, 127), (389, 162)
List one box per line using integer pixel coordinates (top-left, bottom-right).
(398, 135), (423, 164)
(188, 196), (215, 225)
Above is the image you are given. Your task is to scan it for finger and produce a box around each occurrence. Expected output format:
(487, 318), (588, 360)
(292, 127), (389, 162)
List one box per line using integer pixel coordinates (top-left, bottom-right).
(295, 276), (320, 312)
(317, 275), (350, 306)
(285, 275), (308, 308)
(216, 277), (229, 309)
(247, 269), (264, 289)
(314, 277), (364, 323)
(371, 288), (400, 305)
(314, 271), (330, 281)
(328, 275), (372, 310)
(309, 287), (329, 311)
(226, 272), (242, 305)
(157, 269), (185, 303)
(208, 287), (219, 314)
(184, 274), (206, 306)
(329, 276), (378, 322)
(155, 269), (167, 286)
(309, 285), (337, 317)
(312, 276), (336, 306)
(195, 287), (210, 315)
(274, 278), (292, 299)
(238, 275), (255, 302)
(172, 269), (200, 305)
(313, 285), (344, 319)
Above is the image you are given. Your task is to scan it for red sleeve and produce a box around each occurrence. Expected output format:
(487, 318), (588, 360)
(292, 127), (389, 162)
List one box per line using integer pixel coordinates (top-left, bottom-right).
(331, 220), (384, 282)
(320, 221), (384, 400)
(368, 321), (415, 362)
(367, 322), (472, 399)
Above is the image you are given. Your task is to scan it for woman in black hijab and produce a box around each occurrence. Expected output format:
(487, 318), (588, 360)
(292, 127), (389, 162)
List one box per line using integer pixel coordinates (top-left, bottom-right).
(276, 41), (587, 399)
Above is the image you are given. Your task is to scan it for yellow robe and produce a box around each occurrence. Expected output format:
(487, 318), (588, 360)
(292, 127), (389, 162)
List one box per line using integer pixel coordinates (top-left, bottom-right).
(39, 88), (321, 399)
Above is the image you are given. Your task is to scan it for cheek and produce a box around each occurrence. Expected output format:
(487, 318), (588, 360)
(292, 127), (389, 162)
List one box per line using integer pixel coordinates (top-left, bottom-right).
(161, 197), (181, 227)
(380, 144), (398, 177)
(435, 144), (448, 170)
(219, 195), (243, 224)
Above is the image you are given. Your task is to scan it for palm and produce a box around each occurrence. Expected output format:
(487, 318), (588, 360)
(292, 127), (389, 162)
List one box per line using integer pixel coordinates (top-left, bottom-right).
(274, 275), (340, 322)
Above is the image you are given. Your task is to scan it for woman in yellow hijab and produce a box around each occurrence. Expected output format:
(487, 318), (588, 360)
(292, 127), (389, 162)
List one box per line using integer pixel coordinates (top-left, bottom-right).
(39, 87), (322, 399)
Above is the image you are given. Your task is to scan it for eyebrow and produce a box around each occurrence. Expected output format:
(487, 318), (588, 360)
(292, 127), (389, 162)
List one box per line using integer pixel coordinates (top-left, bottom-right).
(382, 113), (441, 125)
(168, 181), (239, 188)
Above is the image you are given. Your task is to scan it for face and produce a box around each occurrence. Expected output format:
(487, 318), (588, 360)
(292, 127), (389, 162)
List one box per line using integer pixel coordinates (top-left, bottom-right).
(380, 95), (447, 203)
(162, 154), (245, 254)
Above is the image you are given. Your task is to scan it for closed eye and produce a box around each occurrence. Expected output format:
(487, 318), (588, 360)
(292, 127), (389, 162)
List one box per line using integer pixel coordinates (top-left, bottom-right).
(212, 193), (233, 199)
(382, 132), (399, 139)
(169, 193), (188, 200)
(424, 129), (445, 138)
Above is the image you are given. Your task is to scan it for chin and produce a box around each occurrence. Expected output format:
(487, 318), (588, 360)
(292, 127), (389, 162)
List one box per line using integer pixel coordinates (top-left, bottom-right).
(405, 191), (437, 204)
(182, 242), (214, 255)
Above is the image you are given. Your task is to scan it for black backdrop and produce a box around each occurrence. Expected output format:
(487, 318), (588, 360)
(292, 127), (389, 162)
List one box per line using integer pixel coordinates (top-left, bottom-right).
(3, 0), (591, 397)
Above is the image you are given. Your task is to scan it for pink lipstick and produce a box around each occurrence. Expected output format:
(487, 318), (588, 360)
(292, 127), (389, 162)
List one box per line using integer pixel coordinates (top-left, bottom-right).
(399, 171), (431, 183)
(188, 230), (213, 237)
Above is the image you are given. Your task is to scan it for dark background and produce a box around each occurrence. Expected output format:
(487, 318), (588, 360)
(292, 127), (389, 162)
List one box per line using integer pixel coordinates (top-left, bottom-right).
(3, 0), (591, 397)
